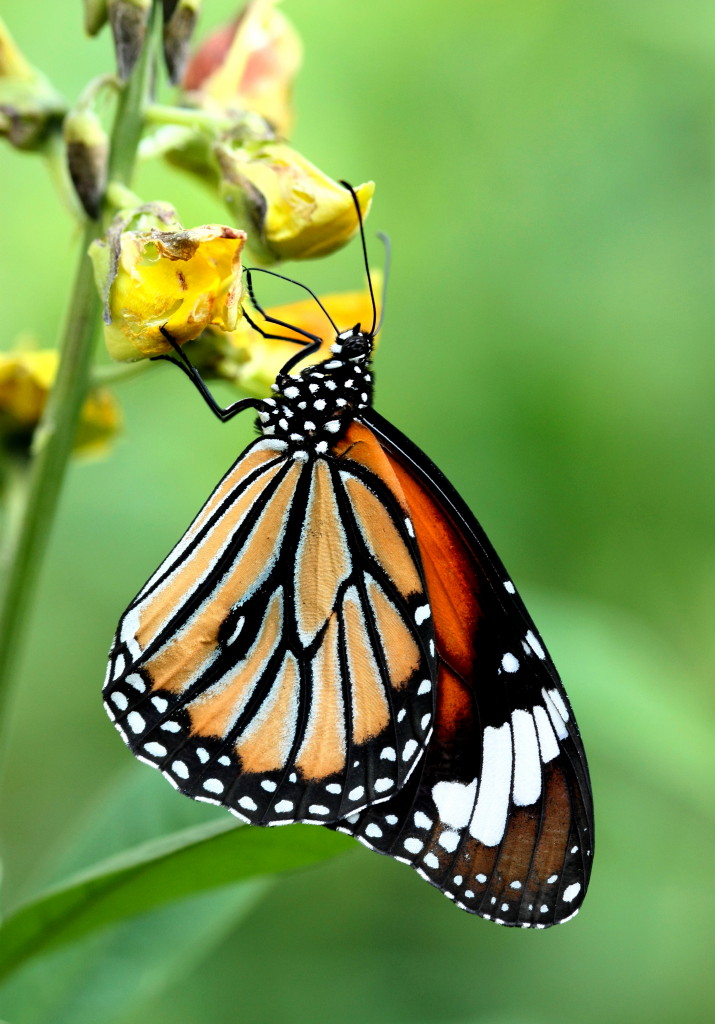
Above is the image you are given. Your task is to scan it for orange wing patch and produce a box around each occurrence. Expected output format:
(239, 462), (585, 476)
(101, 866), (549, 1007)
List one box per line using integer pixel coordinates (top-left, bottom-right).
(296, 615), (346, 780)
(365, 575), (420, 689)
(236, 650), (300, 773)
(294, 460), (351, 645)
(187, 588), (284, 738)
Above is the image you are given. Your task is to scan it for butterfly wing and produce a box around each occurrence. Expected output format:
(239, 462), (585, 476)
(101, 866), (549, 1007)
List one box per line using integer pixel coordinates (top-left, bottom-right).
(330, 412), (594, 927)
(104, 433), (436, 825)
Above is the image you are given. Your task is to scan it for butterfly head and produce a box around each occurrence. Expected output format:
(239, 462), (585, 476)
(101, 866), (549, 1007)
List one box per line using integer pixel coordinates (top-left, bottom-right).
(258, 329), (374, 454)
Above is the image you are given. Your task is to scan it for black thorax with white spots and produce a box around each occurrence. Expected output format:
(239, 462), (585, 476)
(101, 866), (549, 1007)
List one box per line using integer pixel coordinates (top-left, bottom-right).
(257, 330), (374, 455)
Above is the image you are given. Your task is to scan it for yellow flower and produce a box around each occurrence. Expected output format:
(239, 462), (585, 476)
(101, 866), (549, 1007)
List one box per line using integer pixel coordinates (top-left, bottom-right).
(0, 349), (121, 456)
(183, 0), (302, 137)
(194, 275), (382, 397)
(218, 139), (374, 263)
(90, 210), (247, 361)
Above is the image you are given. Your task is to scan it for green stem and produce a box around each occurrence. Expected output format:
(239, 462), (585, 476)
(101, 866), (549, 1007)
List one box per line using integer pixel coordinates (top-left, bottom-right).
(145, 102), (234, 133)
(0, 7), (157, 738)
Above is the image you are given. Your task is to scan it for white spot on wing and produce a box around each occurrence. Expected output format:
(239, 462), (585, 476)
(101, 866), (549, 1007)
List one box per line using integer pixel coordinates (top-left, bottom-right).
(469, 723), (513, 846)
(365, 823), (382, 838)
(414, 605), (431, 626)
(431, 779), (477, 830)
(542, 688), (568, 739)
(501, 652), (519, 673)
(110, 692), (128, 711)
(143, 742), (166, 758)
(511, 710), (542, 806)
(375, 778), (394, 793)
(533, 704), (560, 762)
(403, 837), (423, 854)
(127, 711), (145, 734)
(414, 811), (432, 830)
(309, 805), (329, 816)
(504, 580), (516, 594)
(274, 800), (293, 813)
(402, 739), (418, 762)
(438, 830), (460, 852)
(424, 853), (439, 870)
(172, 760), (189, 779)
(380, 747), (396, 761)
(548, 688), (570, 722)
(203, 778), (224, 794)
(525, 629), (546, 659)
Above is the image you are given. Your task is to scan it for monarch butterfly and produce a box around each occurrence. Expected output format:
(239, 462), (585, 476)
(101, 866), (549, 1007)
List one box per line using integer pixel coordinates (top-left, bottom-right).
(104, 186), (593, 927)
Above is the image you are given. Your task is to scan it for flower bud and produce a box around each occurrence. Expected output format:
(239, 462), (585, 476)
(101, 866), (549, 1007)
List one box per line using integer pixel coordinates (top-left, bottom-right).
(183, 0), (302, 137)
(64, 107), (108, 218)
(0, 348), (121, 458)
(200, 277), (382, 397)
(0, 17), (66, 151)
(217, 139), (374, 263)
(90, 205), (247, 361)
(163, 0), (202, 84)
(83, 0), (109, 36)
(108, 0), (152, 80)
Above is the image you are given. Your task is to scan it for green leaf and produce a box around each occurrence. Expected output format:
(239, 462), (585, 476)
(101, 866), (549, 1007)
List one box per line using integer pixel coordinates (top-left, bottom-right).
(0, 818), (352, 982)
(0, 880), (270, 1024)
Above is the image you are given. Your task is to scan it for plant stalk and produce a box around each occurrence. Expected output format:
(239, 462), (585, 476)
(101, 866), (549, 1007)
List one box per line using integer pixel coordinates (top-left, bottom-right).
(0, 6), (157, 736)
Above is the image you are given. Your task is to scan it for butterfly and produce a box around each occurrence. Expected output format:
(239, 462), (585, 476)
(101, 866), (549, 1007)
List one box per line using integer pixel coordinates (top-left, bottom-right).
(103, 185), (593, 927)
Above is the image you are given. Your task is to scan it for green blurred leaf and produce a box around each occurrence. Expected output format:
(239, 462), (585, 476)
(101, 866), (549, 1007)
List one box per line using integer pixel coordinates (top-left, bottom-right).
(0, 819), (351, 981)
(0, 880), (270, 1024)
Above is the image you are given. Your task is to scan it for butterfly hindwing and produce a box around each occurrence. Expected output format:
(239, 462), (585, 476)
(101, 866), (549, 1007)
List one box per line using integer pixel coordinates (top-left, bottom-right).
(104, 432), (437, 825)
(330, 413), (594, 927)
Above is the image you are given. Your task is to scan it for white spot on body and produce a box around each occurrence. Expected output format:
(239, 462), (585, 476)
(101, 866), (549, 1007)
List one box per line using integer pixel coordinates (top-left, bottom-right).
(470, 723), (513, 845)
(511, 710), (542, 806)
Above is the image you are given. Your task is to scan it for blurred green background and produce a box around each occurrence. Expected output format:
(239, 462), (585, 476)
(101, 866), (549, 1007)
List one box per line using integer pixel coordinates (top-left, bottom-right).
(0, 1), (713, 1022)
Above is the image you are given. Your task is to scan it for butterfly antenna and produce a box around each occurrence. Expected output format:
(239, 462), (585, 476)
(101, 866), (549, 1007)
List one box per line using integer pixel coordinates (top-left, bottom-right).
(245, 266), (339, 333)
(339, 180), (377, 337)
(374, 231), (391, 335)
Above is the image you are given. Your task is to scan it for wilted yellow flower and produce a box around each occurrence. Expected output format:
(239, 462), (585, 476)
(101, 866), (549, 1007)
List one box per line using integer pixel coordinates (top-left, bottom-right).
(0, 17), (66, 151)
(183, 0), (302, 137)
(218, 139), (374, 263)
(194, 276), (382, 397)
(0, 349), (121, 456)
(90, 210), (247, 361)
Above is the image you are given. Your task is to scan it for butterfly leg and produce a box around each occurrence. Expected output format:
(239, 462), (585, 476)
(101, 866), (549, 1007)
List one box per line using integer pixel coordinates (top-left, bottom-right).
(244, 270), (323, 375)
(153, 329), (265, 423)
